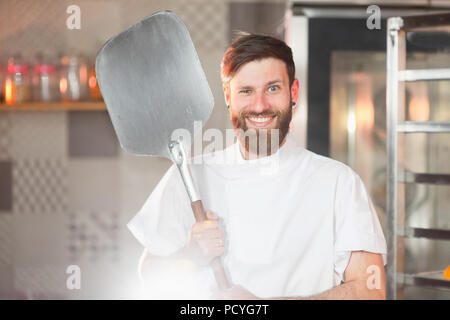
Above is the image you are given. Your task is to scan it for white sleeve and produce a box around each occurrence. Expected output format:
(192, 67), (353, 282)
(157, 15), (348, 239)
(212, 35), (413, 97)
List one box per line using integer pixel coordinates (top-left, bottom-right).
(127, 164), (195, 257)
(333, 165), (387, 283)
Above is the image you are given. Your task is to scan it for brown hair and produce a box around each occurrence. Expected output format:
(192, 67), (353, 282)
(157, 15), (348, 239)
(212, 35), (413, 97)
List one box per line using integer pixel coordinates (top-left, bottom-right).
(221, 32), (295, 86)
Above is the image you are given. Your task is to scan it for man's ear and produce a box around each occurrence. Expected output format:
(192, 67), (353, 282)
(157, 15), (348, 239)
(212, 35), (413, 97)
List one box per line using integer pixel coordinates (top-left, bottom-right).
(291, 78), (300, 105)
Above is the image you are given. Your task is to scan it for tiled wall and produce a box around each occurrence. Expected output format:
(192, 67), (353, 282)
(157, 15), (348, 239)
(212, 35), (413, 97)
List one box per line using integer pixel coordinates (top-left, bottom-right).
(0, 0), (288, 299)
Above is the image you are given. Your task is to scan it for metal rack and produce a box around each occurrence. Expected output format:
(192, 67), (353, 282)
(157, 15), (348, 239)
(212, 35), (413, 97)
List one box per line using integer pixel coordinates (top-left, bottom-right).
(386, 13), (450, 300)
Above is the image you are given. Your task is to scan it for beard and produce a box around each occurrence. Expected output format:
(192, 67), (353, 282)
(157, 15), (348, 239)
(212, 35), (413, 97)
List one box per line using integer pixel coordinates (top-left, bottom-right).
(230, 101), (293, 158)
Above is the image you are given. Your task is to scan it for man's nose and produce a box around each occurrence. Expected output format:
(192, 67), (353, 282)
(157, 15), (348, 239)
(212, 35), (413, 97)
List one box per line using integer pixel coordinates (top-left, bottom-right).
(251, 92), (270, 114)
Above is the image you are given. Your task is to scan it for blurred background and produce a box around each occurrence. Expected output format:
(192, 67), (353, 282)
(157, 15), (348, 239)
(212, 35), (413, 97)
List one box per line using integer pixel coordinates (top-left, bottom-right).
(0, 0), (449, 299)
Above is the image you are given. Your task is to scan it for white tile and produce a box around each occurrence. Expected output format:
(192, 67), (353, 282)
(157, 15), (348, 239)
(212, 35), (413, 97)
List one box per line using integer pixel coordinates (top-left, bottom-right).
(0, 265), (14, 297)
(10, 112), (67, 160)
(12, 213), (69, 268)
(67, 210), (119, 264)
(14, 265), (68, 299)
(171, 0), (228, 51)
(0, 215), (12, 267)
(0, 113), (11, 161)
(12, 158), (68, 215)
(68, 159), (120, 212)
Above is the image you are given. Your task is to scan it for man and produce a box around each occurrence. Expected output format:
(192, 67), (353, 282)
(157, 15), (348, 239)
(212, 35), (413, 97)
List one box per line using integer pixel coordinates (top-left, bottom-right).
(128, 34), (387, 300)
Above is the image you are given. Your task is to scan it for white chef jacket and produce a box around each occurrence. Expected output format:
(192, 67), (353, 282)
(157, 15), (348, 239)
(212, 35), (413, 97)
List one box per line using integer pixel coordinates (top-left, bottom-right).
(127, 133), (387, 299)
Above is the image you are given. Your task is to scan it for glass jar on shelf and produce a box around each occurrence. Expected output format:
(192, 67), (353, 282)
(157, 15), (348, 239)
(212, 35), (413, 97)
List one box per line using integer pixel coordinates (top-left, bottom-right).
(32, 53), (60, 102)
(4, 54), (31, 105)
(59, 53), (89, 102)
(88, 61), (102, 101)
(0, 64), (4, 103)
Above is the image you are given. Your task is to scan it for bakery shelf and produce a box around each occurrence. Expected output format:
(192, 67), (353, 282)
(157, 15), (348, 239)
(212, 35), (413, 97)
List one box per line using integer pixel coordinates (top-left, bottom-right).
(398, 172), (450, 185)
(398, 227), (450, 240)
(0, 102), (106, 112)
(400, 271), (450, 290)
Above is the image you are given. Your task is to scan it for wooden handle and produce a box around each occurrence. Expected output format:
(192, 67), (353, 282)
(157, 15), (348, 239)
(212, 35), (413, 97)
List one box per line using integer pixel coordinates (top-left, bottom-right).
(211, 257), (231, 291)
(191, 200), (231, 290)
(191, 199), (208, 222)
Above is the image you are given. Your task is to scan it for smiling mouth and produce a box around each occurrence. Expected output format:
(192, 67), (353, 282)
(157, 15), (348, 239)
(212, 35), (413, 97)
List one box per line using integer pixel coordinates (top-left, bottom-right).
(246, 115), (276, 127)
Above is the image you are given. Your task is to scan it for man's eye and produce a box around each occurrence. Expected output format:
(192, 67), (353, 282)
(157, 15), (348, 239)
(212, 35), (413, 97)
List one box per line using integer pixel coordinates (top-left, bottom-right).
(268, 85), (279, 92)
(240, 89), (251, 94)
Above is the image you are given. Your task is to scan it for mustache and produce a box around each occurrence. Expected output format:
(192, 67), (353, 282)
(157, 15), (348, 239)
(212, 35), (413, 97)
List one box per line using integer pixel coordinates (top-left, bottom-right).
(240, 110), (279, 118)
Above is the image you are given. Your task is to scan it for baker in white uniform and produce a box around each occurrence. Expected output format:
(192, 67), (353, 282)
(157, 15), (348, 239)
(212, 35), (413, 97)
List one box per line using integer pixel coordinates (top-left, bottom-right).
(128, 33), (387, 300)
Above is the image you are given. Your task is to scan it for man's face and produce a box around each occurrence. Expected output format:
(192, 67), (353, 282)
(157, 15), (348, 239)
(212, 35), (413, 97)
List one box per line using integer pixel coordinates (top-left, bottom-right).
(224, 57), (299, 157)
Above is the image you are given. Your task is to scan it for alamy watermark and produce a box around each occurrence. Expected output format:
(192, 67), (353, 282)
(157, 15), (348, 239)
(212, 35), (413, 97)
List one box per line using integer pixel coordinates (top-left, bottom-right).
(366, 5), (381, 30)
(66, 5), (81, 30)
(66, 265), (81, 290)
(366, 264), (381, 290)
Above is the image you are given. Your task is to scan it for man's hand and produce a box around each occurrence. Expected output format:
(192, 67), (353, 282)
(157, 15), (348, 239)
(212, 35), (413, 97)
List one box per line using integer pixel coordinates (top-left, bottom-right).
(213, 285), (261, 300)
(187, 210), (225, 266)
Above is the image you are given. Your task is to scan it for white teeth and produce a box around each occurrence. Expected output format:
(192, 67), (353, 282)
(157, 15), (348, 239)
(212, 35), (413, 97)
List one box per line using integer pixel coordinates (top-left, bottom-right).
(248, 117), (273, 123)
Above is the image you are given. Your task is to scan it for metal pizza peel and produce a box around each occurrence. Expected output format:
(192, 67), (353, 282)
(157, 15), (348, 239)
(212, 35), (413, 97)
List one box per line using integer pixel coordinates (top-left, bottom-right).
(95, 10), (230, 291)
